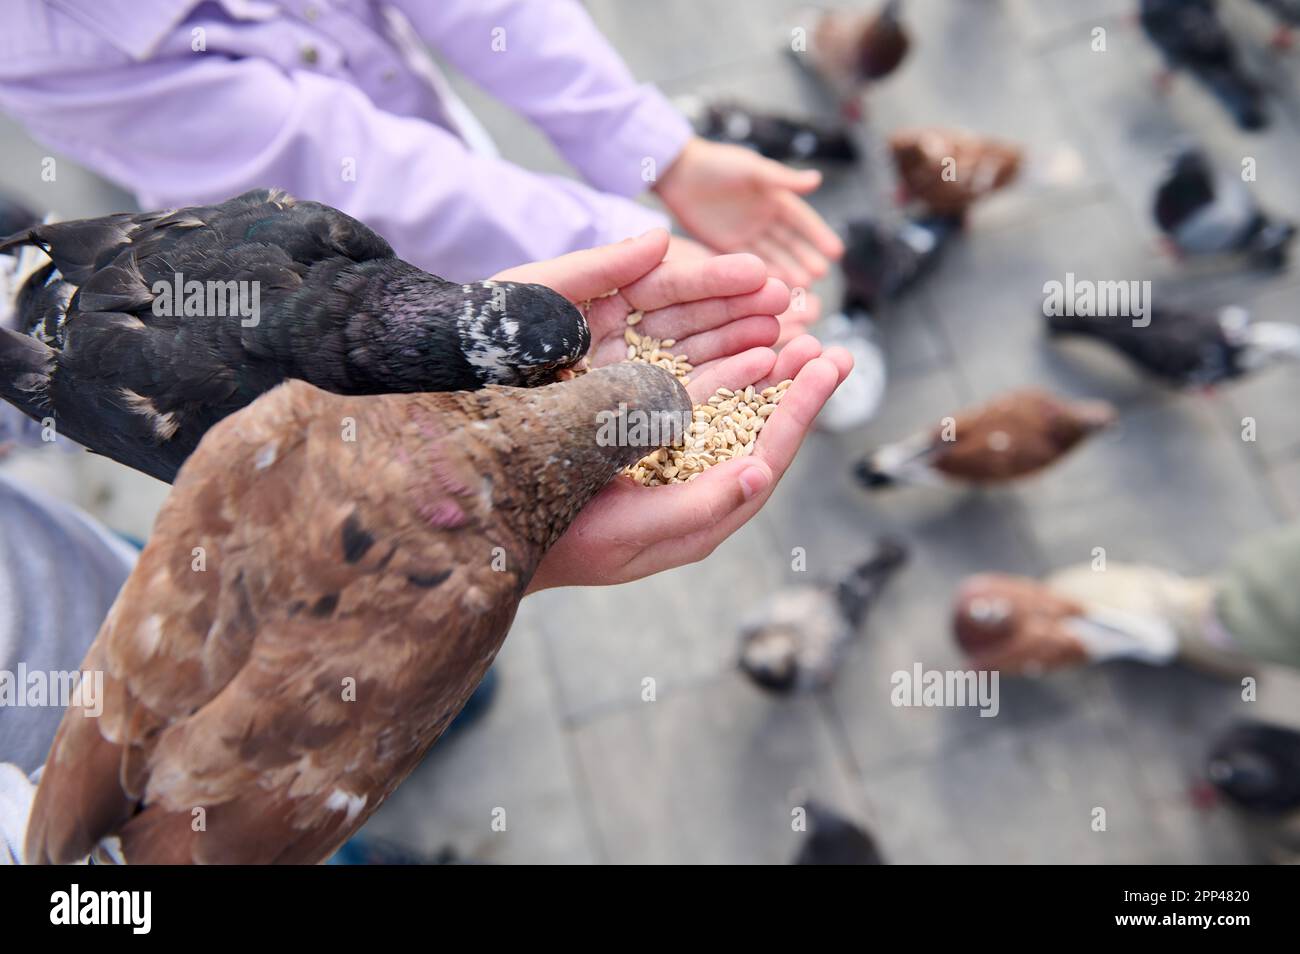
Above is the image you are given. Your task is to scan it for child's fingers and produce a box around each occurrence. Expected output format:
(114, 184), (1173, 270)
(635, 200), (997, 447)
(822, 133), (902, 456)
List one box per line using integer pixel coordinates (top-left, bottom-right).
(633, 277), (789, 340)
(685, 347), (778, 402)
(670, 315), (781, 367)
(764, 333), (823, 386)
(752, 356), (841, 473)
(620, 252), (768, 312)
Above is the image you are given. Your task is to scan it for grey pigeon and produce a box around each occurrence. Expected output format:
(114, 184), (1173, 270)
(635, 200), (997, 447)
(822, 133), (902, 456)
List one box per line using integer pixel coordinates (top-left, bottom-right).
(739, 538), (908, 692)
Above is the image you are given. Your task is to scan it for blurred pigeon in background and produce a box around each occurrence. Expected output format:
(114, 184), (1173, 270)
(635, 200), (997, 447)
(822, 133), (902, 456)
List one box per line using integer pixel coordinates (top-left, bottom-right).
(841, 214), (959, 311)
(1204, 721), (1300, 863)
(855, 388), (1116, 489)
(951, 571), (1184, 674)
(677, 95), (858, 162)
(889, 127), (1023, 221)
(1208, 722), (1300, 814)
(0, 189), (590, 483)
(789, 0), (910, 109)
(1140, 0), (1269, 129)
(792, 800), (886, 864)
(1154, 147), (1295, 266)
(739, 537), (907, 692)
(1046, 302), (1300, 387)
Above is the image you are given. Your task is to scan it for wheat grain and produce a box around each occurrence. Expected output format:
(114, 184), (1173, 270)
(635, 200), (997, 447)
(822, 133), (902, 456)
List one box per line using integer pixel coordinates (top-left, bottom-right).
(625, 378), (792, 487)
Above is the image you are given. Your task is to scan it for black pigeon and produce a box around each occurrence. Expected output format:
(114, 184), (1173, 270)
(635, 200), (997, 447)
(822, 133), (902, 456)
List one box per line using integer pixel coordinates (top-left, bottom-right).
(739, 538), (907, 692)
(793, 800), (885, 865)
(1154, 148), (1295, 266)
(1207, 722), (1300, 814)
(0, 189), (589, 483)
(684, 98), (857, 163)
(1046, 303), (1300, 387)
(1140, 0), (1269, 129)
(841, 215), (959, 312)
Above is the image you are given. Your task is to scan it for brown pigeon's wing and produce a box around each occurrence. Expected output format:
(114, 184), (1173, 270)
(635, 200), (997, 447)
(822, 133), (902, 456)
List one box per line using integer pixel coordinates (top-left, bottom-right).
(24, 383), (314, 865)
(113, 585), (518, 865)
(28, 383), (510, 864)
(934, 393), (1057, 481)
(115, 401), (513, 864)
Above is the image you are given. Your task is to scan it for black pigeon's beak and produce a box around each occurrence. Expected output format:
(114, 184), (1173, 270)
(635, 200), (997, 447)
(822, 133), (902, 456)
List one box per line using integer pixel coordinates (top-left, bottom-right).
(554, 357), (589, 382)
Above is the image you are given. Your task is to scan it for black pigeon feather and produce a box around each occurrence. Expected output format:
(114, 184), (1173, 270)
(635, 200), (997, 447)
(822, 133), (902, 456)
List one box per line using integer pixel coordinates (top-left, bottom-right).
(793, 801), (885, 865)
(1045, 303), (1300, 387)
(841, 215), (958, 312)
(1207, 721), (1300, 814)
(0, 189), (589, 482)
(695, 101), (857, 162)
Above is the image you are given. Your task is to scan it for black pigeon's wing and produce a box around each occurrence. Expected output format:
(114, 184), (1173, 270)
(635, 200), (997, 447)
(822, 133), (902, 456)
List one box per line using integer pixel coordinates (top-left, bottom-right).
(0, 190), (400, 481)
(1050, 309), (1235, 385)
(1141, 0), (1233, 67)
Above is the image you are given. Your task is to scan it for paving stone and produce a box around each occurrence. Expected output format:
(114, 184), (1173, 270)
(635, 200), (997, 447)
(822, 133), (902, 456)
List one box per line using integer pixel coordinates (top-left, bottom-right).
(1003, 0), (1134, 43)
(529, 512), (792, 725)
(570, 671), (862, 864)
(359, 619), (597, 864)
(1021, 397), (1280, 576)
(861, 711), (1168, 864)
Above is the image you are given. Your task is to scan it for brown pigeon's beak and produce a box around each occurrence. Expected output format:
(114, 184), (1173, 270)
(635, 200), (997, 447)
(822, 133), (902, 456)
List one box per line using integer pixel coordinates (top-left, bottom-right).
(490, 362), (691, 548)
(550, 362), (693, 466)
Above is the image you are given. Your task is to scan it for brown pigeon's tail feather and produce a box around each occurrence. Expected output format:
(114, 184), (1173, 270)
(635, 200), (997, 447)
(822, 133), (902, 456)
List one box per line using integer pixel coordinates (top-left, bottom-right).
(24, 724), (137, 865)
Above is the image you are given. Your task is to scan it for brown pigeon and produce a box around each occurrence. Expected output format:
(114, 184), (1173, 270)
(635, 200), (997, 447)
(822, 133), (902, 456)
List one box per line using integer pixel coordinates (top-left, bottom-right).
(889, 127), (1023, 220)
(24, 362), (690, 865)
(794, 0), (910, 104)
(855, 388), (1115, 488)
(952, 566), (1200, 676)
(951, 573), (1090, 673)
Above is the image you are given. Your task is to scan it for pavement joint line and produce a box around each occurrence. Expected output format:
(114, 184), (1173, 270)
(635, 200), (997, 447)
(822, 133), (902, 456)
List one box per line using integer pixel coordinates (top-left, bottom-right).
(530, 609), (613, 863)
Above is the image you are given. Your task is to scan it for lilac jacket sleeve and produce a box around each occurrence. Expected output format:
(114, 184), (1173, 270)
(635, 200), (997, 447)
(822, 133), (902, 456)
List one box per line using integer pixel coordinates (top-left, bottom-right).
(0, 32), (672, 280)
(390, 0), (694, 198)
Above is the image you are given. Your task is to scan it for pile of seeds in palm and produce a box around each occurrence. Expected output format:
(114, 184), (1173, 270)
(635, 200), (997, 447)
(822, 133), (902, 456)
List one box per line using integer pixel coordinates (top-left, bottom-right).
(620, 311), (792, 486)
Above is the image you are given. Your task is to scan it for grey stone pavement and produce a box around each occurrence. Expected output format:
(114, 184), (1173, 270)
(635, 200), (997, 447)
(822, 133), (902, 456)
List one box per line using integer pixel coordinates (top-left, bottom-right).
(3, 0), (1300, 863)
